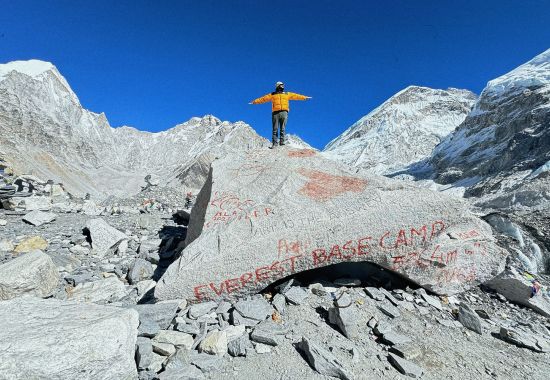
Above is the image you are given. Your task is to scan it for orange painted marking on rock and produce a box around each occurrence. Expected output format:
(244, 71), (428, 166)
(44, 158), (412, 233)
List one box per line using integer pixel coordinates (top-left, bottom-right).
(287, 149), (317, 158)
(296, 168), (367, 201)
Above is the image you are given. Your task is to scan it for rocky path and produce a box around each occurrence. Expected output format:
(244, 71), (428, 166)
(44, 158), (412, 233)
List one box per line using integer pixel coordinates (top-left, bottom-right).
(1, 200), (550, 379)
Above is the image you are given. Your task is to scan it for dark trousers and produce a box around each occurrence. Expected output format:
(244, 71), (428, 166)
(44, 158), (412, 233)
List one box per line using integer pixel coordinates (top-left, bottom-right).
(272, 111), (288, 145)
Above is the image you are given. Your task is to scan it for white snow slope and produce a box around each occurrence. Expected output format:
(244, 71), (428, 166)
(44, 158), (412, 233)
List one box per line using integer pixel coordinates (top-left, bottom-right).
(322, 86), (476, 175)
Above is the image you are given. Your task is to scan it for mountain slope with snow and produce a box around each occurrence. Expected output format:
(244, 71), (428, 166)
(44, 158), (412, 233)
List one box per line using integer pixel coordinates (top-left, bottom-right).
(429, 48), (550, 196)
(322, 86), (476, 174)
(0, 60), (267, 198)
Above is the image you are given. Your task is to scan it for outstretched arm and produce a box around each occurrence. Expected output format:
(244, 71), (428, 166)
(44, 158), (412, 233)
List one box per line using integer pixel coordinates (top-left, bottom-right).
(250, 93), (273, 104)
(288, 92), (312, 101)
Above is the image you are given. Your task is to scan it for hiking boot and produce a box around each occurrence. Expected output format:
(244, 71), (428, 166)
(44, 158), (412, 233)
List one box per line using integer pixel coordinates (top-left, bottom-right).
(269, 142), (278, 149)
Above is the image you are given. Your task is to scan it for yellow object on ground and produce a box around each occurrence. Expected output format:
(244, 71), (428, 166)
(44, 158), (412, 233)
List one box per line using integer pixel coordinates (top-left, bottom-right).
(14, 236), (48, 254)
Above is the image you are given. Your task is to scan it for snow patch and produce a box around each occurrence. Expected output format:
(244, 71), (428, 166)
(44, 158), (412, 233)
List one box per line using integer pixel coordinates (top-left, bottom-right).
(0, 59), (55, 81)
(484, 48), (550, 96)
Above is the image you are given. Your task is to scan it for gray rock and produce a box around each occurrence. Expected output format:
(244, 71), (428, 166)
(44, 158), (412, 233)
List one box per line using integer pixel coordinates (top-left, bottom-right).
(136, 337), (154, 370)
(130, 301), (180, 329)
(81, 200), (105, 216)
(161, 348), (190, 372)
(328, 293), (359, 339)
(234, 296), (274, 321)
(231, 309), (260, 327)
(276, 278), (296, 294)
(378, 303), (401, 319)
(298, 337), (352, 380)
(0, 249), (59, 300)
(365, 287), (385, 301)
(67, 276), (127, 304)
(139, 238), (163, 264)
(189, 301), (218, 319)
(85, 218), (127, 257)
(254, 342), (272, 354)
(380, 288), (401, 306)
(139, 319), (161, 338)
(272, 293), (286, 314)
(189, 351), (223, 372)
(155, 148), (505, 302)
(215, 301), (232, 314)
(176, 321), (200, 335)
(499, 327), (550, 353)
(198, 329), (228, 356)
(148, 352), (166, 373)
(0, 297), (138, 379)
(458, 303), (483, 334)
(309, 283), (329, 296)
(153, 330), (194, 350)
(382, 331), (412, 346)
(486, 268), (550, 317)
(228, 334), (252, 357)
(127, 258), (154, 285)
(160, 364), (204, 380)
(388, 353), (424, 378)
(22, 210), (56, 226)
(374, 321), (392, 336)
(284, 286), (309, 305)
(250, 328), (278, 346)
(139, 370), (157, 380)
(223, 324), (246, 342)
(152, 341), (176, 356)
(421, 293), (443, 311)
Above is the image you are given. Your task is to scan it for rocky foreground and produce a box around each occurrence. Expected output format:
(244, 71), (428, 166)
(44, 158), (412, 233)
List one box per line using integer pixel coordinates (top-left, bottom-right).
(1, 161), (550, 380)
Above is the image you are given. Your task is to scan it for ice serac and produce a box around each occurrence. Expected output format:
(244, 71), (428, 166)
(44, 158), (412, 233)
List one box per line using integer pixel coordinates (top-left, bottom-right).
(0, 59), (267, 198)
(323, 86), (476, 175)
(0, 297), (139, 379)
(155, 147), (506, 302)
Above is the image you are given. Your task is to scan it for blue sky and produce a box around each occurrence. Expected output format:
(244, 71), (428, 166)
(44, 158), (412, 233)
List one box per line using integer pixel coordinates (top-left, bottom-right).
(1, 1), (549, 149)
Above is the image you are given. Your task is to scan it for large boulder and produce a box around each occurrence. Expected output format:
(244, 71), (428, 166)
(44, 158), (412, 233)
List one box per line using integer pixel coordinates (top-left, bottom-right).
(0, 249), (59, 300)
(155, 148), (506, 302)
(0, 297), (138, 379)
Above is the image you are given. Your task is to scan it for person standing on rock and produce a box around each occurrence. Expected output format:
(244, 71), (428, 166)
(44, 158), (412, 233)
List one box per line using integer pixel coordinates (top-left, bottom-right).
(249, 82), (311, 148)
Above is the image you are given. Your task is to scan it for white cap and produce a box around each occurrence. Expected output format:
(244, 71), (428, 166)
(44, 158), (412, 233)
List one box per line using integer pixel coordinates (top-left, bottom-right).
(275, 81), (284, 87)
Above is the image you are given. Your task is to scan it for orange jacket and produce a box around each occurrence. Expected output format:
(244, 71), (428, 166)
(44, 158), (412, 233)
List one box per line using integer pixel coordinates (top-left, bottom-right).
(251, 91), (309, 112)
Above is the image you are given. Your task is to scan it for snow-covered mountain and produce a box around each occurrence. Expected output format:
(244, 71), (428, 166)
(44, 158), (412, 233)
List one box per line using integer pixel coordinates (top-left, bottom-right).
(322, 86), (476, 174)
(429, 48), (550, 196)
(0, 60), (267, 198)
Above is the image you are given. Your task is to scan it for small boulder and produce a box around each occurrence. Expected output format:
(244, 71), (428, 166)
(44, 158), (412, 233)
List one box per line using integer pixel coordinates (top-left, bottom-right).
(0, 250), (59, 300)
(198, 330), (228, 356)
(458, 303), (483, 334)
(298, 337), (352, 380)
(388, 353), (424, 378)
(85, 218), (127, 257)
(127, 258), (154, 285)
(22, 210), (56, 226)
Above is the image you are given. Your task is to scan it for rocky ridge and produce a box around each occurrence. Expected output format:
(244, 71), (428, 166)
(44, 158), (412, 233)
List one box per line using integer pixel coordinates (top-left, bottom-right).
(0, 60), (267, 198)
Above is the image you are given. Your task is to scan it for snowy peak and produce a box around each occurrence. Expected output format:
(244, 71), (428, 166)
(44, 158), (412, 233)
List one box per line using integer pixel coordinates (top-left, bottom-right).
(429, 49), (550, 194)
(285, 134), (316, 150)
(323, 86), (476, 174)
(0, 59), (56, 81)
(0, 60), (267, 198)
(483, 48), (550, 97)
